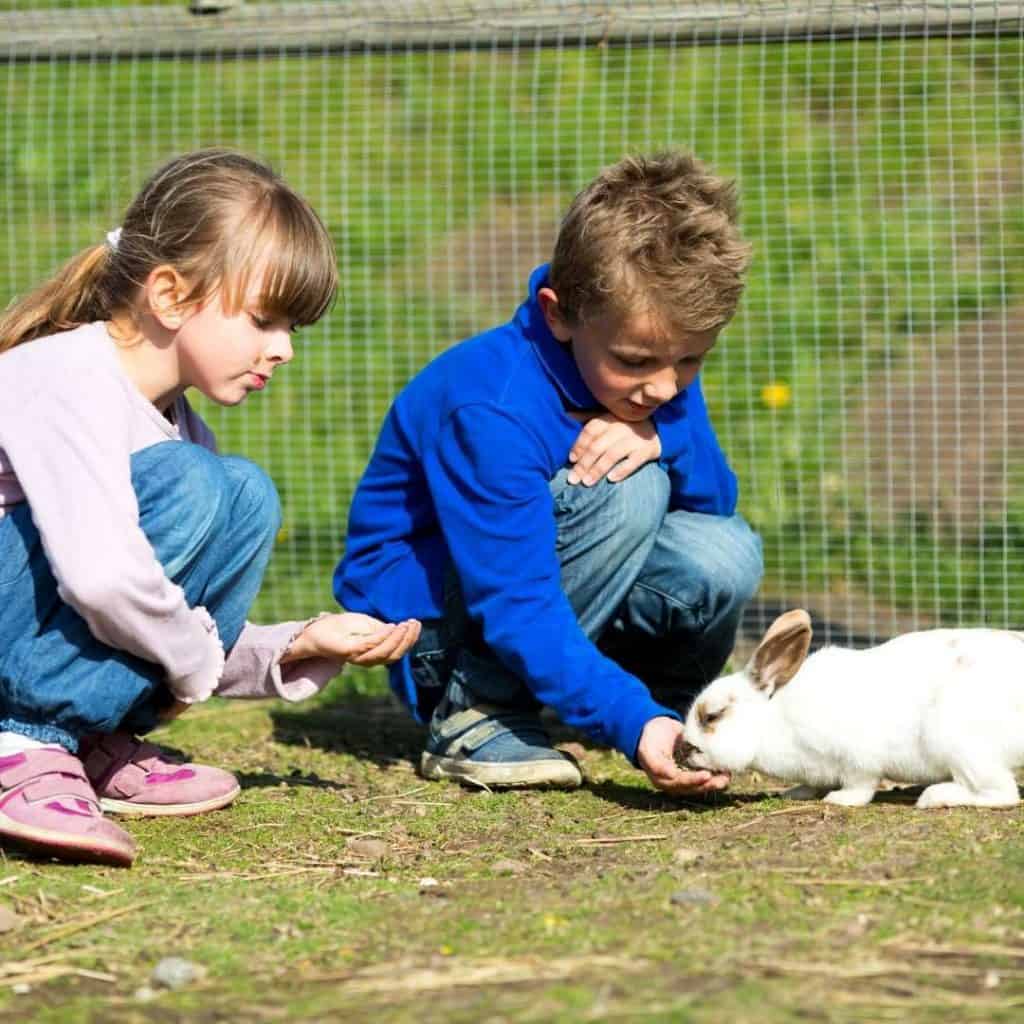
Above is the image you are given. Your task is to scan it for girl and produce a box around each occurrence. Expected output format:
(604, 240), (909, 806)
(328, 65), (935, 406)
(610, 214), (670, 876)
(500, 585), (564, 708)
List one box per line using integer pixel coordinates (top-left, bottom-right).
(0, 149), (420, 867)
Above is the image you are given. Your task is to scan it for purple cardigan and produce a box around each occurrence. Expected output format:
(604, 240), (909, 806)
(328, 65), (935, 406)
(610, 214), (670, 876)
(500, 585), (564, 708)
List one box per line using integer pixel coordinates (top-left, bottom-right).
(0, 322), (339, 704)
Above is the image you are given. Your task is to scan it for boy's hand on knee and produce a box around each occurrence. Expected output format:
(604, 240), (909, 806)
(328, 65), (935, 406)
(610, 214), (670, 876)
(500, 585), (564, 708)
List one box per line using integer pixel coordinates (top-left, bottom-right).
(637, 716), (731, 796)
(568, 413), (661, 485)
(284, 613), (422, 667)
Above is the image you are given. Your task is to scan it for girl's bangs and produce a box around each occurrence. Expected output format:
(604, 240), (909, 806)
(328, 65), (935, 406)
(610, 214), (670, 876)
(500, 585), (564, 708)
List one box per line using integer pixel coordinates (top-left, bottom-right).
(220, 196), (338, 327)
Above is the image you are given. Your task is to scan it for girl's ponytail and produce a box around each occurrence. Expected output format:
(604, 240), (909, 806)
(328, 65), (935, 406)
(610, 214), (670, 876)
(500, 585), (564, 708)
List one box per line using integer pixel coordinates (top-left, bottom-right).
(0, 243), (114, 355)
(1, 147), (337, 358)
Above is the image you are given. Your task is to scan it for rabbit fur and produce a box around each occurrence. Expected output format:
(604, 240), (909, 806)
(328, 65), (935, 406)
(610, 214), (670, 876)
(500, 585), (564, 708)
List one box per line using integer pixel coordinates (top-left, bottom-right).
(678, 609), (1024, 808)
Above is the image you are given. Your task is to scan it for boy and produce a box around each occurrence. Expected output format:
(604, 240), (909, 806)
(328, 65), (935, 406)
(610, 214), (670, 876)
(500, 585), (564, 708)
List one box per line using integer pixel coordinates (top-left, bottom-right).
(335, 151), (763, 794)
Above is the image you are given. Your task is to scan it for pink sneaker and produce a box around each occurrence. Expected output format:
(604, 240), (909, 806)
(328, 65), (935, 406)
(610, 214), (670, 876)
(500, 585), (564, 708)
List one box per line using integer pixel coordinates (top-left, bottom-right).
(80, 734), (240, 817)
(0, 749), (137, 866)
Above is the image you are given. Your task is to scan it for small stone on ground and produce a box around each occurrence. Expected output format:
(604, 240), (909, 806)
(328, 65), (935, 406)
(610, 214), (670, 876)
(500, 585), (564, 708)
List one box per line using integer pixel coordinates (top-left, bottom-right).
(151, 957), (208, 990)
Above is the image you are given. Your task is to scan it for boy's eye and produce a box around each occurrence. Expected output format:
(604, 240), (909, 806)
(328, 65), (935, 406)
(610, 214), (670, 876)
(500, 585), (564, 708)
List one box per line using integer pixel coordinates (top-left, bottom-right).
(615, 354), (652, 368)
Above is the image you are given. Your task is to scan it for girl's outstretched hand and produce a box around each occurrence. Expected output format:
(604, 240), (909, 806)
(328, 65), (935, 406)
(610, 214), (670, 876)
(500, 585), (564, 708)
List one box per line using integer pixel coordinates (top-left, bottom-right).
(282, 613), (421, 667)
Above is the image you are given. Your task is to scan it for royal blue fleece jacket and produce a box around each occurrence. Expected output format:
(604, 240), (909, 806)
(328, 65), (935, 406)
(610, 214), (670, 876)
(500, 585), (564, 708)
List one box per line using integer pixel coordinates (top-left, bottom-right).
(334, 264), (738, 761)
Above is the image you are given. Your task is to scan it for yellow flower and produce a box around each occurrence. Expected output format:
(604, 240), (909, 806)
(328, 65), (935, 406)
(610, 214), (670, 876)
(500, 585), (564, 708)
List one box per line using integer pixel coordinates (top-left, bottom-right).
(543, 912), (566, 934)
(761, 382), (792, 409)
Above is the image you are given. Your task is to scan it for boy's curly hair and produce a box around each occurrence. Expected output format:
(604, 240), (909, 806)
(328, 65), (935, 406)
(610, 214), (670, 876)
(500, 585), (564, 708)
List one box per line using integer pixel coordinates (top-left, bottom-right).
(548, 151), (752, 334)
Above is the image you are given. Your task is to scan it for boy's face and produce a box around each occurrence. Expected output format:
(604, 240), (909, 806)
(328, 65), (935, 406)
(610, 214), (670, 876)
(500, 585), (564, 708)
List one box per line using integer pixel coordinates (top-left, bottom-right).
(539, 287), (719, 422)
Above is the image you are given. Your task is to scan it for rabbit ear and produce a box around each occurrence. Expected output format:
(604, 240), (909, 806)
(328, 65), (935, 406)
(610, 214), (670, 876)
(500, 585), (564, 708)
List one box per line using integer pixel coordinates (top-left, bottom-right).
(747, 609), (812, 696)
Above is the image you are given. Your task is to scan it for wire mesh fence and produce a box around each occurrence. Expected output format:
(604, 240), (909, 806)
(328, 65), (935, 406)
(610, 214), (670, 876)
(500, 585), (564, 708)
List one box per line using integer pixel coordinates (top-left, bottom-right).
(3, 1), (1023, 646)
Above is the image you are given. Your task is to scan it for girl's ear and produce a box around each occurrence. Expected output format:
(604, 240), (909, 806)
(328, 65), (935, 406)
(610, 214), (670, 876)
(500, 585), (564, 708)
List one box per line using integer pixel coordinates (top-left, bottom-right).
(145, 265), (191, 330)
(537, 286), (573, 343)
(747, 609), (812, 696)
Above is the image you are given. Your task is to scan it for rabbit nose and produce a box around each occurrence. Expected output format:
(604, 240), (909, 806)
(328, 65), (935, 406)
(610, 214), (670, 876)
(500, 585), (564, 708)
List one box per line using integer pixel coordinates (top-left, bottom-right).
(673, 736), (701, 767)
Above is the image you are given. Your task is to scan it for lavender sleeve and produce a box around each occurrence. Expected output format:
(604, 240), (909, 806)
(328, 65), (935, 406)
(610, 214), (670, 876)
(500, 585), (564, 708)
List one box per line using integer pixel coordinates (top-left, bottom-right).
(215, 620), (343, 702)
(0, 371), (224, 702)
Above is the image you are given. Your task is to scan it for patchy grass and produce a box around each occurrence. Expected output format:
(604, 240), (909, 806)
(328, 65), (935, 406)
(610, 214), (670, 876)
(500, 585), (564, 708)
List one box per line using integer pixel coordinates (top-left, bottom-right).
(2, 685), (1023, 1022)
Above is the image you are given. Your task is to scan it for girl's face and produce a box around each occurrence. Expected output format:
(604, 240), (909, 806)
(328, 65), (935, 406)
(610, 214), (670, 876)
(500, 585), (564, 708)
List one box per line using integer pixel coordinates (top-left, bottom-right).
(175, 273), (295, 406)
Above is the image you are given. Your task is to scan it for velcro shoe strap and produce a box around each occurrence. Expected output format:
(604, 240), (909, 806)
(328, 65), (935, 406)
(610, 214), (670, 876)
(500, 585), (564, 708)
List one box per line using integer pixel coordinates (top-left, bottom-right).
(103, 763), (152, 800)
(448, 718), (512, 756)
(432, 704), (503, 743)
(0, 750), (90, 791)
(82, 737), (168, 793)
(435, 705), (548, 756)
(126, 742), (172, 773)
(21, 771), (99, 806)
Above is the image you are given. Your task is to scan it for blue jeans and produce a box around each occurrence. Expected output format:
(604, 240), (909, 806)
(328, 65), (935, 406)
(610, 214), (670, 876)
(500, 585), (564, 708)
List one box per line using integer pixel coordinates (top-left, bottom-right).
(0, 442), (280, 751)
(410, 463), (764, 719)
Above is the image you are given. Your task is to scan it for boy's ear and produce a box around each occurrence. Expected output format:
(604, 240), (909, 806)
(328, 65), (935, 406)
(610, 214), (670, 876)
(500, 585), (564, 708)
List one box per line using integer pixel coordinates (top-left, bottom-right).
(537, 287), (573, 343)
(145, 265), (191, 330)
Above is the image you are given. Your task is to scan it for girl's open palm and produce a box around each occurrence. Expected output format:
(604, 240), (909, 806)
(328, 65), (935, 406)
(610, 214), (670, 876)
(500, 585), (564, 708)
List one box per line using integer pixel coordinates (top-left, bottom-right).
(285, 612), (421, 667)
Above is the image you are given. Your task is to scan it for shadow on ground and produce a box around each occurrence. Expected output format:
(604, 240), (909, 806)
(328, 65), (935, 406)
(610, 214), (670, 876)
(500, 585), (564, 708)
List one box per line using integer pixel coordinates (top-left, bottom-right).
(234, 769), (353, 793)
(270, 693), (426, 770)
(582, 777), (765, 813)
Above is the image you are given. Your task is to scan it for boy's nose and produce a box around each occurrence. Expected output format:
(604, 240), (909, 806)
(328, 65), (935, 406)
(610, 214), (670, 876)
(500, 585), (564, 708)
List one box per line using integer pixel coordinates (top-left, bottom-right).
(644, 367), (679, 404)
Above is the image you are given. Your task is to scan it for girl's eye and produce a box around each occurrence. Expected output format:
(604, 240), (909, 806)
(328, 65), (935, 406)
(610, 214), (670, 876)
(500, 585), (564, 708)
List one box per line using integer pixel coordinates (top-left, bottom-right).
(251, 314), (300, 334)
(616, 354), (651, 368)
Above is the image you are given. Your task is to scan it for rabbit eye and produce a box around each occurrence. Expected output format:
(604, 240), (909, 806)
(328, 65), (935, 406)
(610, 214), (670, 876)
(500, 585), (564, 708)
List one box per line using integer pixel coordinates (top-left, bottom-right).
(699, 706), (727, 729)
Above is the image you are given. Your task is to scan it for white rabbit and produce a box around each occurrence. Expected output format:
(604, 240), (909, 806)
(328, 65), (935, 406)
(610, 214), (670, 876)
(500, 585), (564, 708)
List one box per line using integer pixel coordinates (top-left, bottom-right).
(676, 609), (1024, 809)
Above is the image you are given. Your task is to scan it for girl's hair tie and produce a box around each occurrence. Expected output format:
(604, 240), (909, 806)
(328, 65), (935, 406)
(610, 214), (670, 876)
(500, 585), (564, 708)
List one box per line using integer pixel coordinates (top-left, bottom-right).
(105, 227), (123, 251)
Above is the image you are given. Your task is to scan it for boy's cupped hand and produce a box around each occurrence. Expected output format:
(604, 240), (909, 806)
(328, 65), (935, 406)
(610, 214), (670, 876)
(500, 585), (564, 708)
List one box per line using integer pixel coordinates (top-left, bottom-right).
(567, 412), (661, 485)
(284, 613), (422, 667)
(637, 716), (731, 796)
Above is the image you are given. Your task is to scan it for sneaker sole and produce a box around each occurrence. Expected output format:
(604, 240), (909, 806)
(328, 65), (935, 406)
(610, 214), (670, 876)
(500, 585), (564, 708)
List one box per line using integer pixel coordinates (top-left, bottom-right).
(0, 811), (136, 867)
(419, 753), (582, 789)
(100, 782), (241, 818)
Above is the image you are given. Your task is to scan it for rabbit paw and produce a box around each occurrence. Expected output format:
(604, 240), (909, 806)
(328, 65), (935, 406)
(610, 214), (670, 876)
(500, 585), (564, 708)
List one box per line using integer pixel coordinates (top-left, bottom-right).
(823, 785), (876, 807)
(917, 782), (1020, 809)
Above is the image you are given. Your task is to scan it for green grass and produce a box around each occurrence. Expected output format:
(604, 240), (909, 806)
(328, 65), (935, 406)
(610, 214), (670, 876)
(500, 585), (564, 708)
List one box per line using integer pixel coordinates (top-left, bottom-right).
(1, 690), (1022, 1021)
(3, 35), (1024, 626)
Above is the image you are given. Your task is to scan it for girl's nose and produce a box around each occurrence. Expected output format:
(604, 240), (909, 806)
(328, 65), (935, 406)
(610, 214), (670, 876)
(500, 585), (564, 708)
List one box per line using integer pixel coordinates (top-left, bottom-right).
(265, 330), (294, 365)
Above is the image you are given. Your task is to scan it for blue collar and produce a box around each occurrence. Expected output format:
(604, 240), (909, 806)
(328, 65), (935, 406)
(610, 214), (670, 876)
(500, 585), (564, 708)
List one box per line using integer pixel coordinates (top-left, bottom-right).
(515, 264), (599, 410)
